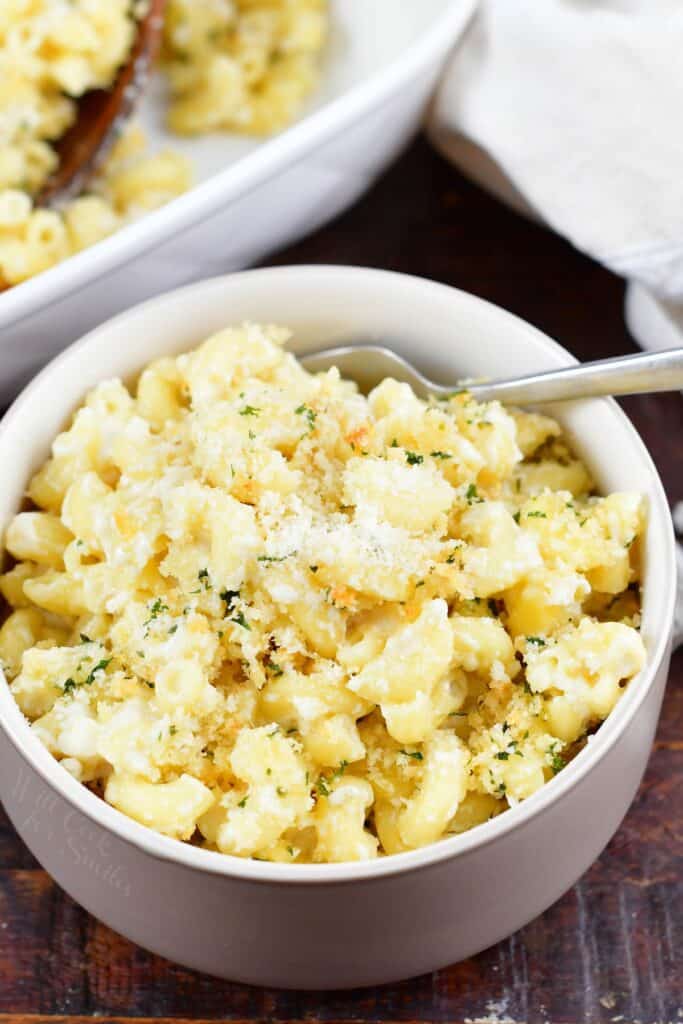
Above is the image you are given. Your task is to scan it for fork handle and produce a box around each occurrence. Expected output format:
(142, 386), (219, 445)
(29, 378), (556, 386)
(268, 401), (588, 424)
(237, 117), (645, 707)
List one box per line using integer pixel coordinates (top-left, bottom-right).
(463, 347), (683, 405)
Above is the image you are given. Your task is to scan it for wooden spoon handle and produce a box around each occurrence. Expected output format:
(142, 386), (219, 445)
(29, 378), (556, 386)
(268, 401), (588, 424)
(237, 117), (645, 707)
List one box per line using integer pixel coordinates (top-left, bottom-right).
(37, 0), (168, 208)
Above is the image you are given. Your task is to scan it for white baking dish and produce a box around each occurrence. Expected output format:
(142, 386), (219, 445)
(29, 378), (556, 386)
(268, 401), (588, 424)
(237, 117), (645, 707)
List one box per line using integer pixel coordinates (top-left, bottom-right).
(0, 0), (476, 403)
(0, 266), (675, 989)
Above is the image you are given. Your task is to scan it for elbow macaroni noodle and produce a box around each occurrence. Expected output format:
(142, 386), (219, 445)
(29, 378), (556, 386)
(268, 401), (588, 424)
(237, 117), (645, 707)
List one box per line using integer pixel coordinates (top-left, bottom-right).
(1, 324), (646, 863)
(162, 0), (327, 136)
(0, 0), (327, 287)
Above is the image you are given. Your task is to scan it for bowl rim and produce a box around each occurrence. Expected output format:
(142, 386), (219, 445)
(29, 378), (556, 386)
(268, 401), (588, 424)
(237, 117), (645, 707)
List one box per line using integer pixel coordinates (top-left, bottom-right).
(0, 264), (675, 886)
(0, 0), (475, 332)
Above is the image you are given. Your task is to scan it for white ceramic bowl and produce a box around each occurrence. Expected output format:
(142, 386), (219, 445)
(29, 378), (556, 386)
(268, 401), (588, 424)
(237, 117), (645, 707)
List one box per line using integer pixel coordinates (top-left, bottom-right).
(0, 0), (476, 404)
(0, 267), (675, 989)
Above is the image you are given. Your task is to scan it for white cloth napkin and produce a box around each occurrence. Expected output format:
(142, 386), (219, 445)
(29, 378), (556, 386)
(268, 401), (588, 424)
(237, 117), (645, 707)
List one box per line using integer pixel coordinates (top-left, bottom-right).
(427, 2), (683, 649)
(427, 0), (683, 353)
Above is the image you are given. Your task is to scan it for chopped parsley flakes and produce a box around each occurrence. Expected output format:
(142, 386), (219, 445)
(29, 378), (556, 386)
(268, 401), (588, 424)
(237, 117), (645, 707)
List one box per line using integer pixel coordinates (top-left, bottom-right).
(220, 588), (240, 613)
(315, 760), (348, 798)
(231, 611), (251, 631)
(62, 656), (112, 696)
(495, 740), (521, 761)
(143, 597), (168, 631)
(295, 403), (317, 432)
(84, 658), (112, 686)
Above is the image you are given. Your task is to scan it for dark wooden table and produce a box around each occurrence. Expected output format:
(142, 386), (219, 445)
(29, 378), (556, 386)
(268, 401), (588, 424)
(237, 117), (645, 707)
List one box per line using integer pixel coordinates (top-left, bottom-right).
(1, 137), (681, 1024)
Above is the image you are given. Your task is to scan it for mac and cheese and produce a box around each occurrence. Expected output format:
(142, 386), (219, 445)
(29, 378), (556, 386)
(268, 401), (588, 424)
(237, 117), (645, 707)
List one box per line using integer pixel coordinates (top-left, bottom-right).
(0, 1), (327, 287)
(162, 0), (327, 136)
(1, 324), (646, 862)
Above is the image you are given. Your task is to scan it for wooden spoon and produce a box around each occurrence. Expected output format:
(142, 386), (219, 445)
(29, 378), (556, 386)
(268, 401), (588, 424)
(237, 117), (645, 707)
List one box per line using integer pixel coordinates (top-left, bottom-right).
(36, 0), (167, 208)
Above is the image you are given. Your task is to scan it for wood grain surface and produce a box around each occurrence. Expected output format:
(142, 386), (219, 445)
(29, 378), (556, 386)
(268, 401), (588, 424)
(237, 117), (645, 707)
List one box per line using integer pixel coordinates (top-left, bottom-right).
(0, 137), (681, 1023)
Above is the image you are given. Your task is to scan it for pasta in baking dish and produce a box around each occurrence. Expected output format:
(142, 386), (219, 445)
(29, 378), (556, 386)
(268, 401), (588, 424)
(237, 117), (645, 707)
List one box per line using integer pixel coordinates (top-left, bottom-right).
(0, 0), (327, 287)
(0, 324), (646, 862)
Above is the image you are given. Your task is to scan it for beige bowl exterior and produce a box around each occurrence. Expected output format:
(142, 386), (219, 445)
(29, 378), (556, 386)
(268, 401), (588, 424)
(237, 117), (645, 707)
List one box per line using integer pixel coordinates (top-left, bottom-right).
(0, 267), (675, 988)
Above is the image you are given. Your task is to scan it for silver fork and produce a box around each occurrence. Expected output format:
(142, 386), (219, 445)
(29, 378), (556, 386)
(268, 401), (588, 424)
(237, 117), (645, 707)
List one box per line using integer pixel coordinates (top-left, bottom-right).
(302, 345), (683, 403)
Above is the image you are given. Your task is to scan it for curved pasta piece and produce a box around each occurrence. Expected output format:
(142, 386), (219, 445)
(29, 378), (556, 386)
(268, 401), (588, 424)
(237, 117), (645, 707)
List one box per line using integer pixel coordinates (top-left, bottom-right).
(313, 776), (378, 862)
(106, 772), (214, 840)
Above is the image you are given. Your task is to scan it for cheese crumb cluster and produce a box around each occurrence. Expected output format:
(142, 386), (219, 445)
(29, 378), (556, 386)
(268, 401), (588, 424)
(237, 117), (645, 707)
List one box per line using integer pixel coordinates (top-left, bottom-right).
(0, 0), (327, 288)
(0, 325), (647, 863)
